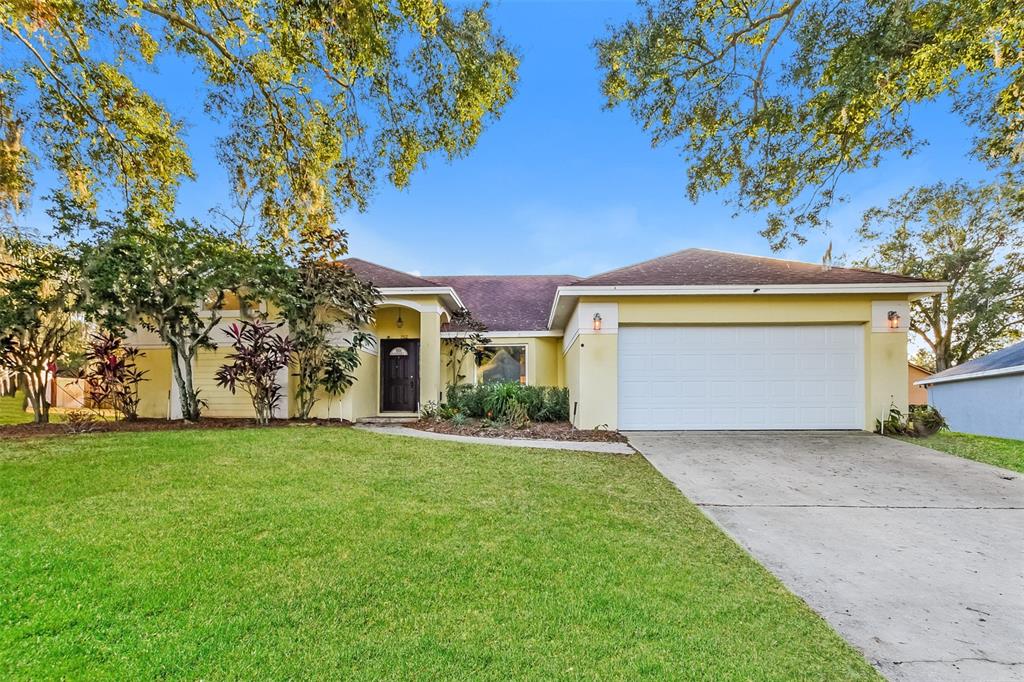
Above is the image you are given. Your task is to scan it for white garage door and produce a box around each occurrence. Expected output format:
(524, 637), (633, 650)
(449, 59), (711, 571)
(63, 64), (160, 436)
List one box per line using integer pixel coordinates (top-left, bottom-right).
(618, 325), (864, 430)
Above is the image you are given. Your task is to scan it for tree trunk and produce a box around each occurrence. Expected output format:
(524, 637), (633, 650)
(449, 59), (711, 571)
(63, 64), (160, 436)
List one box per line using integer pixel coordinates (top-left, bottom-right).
(21, 371), (49, 424)
(169, 342), (201, 421)
(933, 339), (952, 372)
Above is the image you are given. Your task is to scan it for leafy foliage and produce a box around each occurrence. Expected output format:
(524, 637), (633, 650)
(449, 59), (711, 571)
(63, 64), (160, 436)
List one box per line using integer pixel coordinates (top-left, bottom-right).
(79, 331), (148, 420)
(1, 0), (518, 245)
(319, 331), (373, 420)
(445, 382), (570, 423)
(857, 179), (1024, 370)
(597, 0), (1023, 248)
(442, 307), (492, 385)
(876, 401), (947, 437)
(0, 231), (81, 423)
(214, 319), (293, 425)
(69, 202), (261, 420)
(256, 252), (378, 419)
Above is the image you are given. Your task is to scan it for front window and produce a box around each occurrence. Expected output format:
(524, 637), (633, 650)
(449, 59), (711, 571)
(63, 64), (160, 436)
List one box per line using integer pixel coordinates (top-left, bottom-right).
(477, 345), (527, 384)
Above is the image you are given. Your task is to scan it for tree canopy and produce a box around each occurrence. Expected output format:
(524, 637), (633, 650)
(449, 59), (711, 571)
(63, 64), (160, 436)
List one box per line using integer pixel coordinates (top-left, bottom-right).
(597, 0), (1023, 248)
(856, 179), (1023, 371)
(1, 0), (518, 248)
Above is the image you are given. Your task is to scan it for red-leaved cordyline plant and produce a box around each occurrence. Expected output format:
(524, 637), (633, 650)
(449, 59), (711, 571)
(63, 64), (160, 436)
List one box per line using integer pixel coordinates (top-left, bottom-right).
(79, 332), (148, 421)
(214, 319), (293, 425)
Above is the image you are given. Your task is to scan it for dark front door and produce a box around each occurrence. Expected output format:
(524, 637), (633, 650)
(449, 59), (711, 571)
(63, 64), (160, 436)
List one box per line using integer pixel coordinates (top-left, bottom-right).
(380, 339), (419, 412)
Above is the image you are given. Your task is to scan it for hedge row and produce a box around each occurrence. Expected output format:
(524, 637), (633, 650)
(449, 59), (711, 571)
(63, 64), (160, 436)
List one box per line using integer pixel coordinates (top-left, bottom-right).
(445, 383), (570, 422)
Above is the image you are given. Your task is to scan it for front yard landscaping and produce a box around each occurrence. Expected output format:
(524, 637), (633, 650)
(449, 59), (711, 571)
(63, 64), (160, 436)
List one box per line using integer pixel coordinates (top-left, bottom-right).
(898, 431), (1024, 473)
(1, 427), (877, 679)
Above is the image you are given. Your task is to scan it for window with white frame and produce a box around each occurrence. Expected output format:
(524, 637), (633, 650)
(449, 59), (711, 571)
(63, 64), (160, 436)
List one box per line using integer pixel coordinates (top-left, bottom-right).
(476, 345), (527, 384)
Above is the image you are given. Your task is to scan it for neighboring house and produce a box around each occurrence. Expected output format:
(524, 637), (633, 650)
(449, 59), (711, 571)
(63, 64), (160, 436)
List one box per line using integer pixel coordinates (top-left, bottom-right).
(917, 341), (1024, 440)
(128, 248), (945, 431)
(908, 363), (932, 405)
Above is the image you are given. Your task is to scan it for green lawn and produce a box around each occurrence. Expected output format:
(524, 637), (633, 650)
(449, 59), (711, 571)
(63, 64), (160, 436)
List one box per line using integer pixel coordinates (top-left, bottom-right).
(0, 394), (28, 425)
(0, 428), (878, 680)
(900, 430), (1024, 473)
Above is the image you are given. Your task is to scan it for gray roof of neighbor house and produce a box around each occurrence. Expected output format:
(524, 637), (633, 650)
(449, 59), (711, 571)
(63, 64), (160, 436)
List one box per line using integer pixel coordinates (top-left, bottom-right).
(921, 340), (1024, 385)
(429, 275), (579, 332)
(570, 248), (940, 287)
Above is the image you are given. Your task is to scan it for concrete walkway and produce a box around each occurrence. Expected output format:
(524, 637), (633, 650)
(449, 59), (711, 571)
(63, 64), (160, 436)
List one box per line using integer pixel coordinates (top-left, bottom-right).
(628, 431), (1024, 682)
(354, 424), (635, 455)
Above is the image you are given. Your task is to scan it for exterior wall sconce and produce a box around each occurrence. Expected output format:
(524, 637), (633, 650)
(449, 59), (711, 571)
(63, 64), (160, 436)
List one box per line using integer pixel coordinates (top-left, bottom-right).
(396, 311), (404, 329)
(592, 312), (602, 331)
(887, 310), (901, 330)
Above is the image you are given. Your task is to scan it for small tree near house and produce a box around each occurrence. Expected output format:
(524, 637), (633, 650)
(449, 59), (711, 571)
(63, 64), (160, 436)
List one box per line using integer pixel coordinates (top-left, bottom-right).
(443, 308), (493, 386)
(0, 232), (81, 424)
(65, 200), (259, 421)
(320, 331), (375, 420)
(215, 320), (293, 425)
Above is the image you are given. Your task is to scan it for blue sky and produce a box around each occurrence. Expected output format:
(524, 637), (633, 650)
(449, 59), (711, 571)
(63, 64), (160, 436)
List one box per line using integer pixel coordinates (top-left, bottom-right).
(25, 0), (995, 277)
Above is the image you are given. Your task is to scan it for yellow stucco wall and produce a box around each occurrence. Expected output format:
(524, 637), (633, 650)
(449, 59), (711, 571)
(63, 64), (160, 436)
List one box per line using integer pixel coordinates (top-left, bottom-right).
(569, 294), (912, 431)
(135, 348), (172, 419)
(194, 348), (257, 417)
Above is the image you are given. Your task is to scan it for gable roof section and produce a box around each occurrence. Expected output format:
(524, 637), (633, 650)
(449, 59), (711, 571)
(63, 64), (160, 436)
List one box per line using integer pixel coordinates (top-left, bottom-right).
(340, 258), (443, 289)
(920, 340), (1024, 386)
(571, 248), (938, 287)
(430, 275), (579, 332)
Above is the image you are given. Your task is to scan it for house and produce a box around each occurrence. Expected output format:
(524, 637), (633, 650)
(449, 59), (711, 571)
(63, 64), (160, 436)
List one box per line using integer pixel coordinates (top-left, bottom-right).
(128, 248), (946, 431)
(908, 363), (932, 405)
(916, 340), (1024, 440)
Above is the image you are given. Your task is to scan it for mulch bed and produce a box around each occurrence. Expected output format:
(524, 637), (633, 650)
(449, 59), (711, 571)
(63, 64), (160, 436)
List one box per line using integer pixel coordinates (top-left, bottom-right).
(408, 418), (627, 443)
(0, 417), (352, 440)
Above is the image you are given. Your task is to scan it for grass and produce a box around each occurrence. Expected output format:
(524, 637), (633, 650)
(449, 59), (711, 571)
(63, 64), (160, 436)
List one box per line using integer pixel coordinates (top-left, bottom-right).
(0, 428), (878, 680)
(899, 430), (1024, 473)
(0, 394), (28, 425)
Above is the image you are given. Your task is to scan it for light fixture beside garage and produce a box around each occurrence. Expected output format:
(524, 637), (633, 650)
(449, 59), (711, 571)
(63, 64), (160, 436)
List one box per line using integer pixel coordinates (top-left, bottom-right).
(592, 312), (602, 331)
(887, 310), (901, 330)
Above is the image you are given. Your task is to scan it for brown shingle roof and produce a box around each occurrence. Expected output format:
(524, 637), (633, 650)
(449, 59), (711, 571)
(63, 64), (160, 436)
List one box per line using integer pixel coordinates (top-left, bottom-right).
(340, 258), (442, 288)
(429, 275), (579, 332)
(570, 248), (938, 287)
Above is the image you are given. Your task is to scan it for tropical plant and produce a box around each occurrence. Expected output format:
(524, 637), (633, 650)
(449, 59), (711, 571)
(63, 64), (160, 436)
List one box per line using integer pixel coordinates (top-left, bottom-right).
(258, 251), (378, 419)
(857, 180), (1024, 371)
(443, 308), (492, 386)
(0, 231), (81, 423)
(1, 0), (518, 247)
(320, 333), (373, 421)
(596, 0), (1023, 248)
(79, 331), (148, 420)
(214, 320), (293, 425)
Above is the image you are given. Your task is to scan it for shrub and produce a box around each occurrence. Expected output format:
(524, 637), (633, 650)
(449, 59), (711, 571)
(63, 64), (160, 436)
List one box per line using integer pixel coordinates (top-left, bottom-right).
(446, 384), (487, 418)
(79, 332), (148, 420)
(538, 387), (570, 422)
(420, 400), (439, 420)
(875, 401), (948, 437)
(214, 320), (292, 425)
(445, 383), (570, 422)
(63, 409), (100, 434)
(450, 412), (468, 427)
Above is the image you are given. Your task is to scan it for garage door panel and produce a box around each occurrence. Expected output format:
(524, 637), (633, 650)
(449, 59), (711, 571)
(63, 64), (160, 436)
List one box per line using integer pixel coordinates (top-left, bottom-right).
(618, 325), (864, 430)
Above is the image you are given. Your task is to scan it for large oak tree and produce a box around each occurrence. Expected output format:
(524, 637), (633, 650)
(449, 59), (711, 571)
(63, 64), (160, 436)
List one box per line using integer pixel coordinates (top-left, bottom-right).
(597, 0), (1022, 248)
(1, 0), (518, 247)
(856, 179), (1023, 371)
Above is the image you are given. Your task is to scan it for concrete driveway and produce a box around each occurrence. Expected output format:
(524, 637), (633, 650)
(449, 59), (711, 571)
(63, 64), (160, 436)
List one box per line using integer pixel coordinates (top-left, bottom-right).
(628, 431), (1024, 682)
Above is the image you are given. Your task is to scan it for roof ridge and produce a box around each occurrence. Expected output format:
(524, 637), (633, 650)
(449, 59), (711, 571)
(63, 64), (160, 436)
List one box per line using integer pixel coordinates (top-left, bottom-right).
(341, 257), (443, 287)
(696, 247), (928, 280)
(429, 274), (579, 280)
(572, 247), (702, 284)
